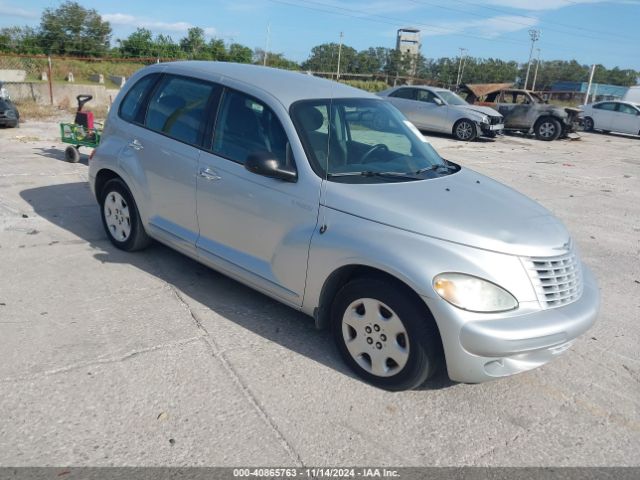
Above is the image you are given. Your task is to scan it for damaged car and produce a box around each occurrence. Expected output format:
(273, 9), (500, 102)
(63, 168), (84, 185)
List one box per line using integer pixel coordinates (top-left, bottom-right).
(378, 85), (504, 141)
(0, 82), (20, 128)
(462, 83), (579, 141)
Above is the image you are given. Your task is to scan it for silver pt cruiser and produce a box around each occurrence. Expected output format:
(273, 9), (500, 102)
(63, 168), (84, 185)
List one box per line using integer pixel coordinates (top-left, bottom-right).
(89, 62), (599, 391)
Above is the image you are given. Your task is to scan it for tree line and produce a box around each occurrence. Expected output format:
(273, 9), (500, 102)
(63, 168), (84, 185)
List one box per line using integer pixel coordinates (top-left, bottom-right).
(1, 1), (637, 88)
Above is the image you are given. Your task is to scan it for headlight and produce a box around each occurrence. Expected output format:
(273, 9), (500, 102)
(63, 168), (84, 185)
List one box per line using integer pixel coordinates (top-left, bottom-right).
(479, 116), (489, 124)
(433, 273), (518, 313)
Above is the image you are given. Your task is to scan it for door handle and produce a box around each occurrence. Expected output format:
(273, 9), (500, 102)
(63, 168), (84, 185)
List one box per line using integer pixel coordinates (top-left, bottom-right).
(199, 167), (221, 181)
(128, 139), (144, 151)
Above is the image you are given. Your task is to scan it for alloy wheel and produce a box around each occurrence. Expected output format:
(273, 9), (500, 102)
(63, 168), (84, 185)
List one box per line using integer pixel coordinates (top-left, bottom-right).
(455, 121), (474, 140)
(539, 121), (557, 139)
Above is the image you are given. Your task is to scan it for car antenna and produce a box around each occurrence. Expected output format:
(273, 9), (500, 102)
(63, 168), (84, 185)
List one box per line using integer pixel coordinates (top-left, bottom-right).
(319, 63), (338, 235)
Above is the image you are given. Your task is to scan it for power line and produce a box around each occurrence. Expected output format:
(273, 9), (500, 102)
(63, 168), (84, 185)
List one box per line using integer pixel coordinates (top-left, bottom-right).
(405, 0), (638, 45)
(266, 0), (638, 58)
(446, 0), (638, 42)
(267, 0), (530, 46)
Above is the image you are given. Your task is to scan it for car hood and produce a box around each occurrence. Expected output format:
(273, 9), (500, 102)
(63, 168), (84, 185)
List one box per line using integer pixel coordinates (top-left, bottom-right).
(457, 104), (502, 118)
(324, 167), (569, 257)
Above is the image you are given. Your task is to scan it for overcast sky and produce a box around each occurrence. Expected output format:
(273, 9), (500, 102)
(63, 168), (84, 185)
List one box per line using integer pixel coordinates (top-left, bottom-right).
(1, 0), (639, 70)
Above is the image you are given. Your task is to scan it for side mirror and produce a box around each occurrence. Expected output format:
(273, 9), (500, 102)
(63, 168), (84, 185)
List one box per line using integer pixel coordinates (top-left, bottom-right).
(434, 97), (444, 106)
(245, 152), (297, 182)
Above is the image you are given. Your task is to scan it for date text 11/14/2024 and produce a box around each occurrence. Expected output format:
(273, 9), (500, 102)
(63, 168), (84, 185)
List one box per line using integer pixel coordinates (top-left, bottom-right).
(232, 468), (400, 478)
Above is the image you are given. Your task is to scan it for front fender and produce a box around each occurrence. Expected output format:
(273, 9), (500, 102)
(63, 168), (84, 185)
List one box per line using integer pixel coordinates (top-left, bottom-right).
(302, 207), (537, 320)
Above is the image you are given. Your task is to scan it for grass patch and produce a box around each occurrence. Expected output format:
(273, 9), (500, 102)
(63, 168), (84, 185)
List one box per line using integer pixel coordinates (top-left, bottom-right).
(340, 80), (390, 92)
(12, 100), (64, 120)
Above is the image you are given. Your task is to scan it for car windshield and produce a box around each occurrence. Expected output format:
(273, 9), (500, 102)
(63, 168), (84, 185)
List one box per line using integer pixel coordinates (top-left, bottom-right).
(437, 91), (468, 106)
(290, 98), (456, 183)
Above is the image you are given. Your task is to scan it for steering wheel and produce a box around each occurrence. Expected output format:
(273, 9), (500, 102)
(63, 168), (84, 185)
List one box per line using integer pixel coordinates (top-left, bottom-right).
(360, 144), (389, 163)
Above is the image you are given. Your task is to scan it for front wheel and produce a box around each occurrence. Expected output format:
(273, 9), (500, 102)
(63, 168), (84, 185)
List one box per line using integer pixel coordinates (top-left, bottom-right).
(65, 146), (80, 163)
(331, 278), (442, 391)
(534, 117), (562, 141)
(583, 116), (594, 132)
(453, 119), (477, 141)
(100, 178), (151, 251)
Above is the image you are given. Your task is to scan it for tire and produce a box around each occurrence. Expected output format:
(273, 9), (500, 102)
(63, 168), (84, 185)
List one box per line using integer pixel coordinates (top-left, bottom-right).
(331, 278), (442, 391)
(534, 117), (562, 141)
(65, 146), (80, 163)
(453, 119), (477, 141)
(100, 178), (151, 251)
(583, 116), (594, 132)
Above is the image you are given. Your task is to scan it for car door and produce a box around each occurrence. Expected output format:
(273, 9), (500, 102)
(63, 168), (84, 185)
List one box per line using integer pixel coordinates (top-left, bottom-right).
(590, 102), (617, 131)
(496, 91), (533, 129)
(414, 89), (449, 132)
(385, 88), (427, 129)
(119, 74), (219, 253)
(611, 103), (640, 135)
(196, 88), (320, 306)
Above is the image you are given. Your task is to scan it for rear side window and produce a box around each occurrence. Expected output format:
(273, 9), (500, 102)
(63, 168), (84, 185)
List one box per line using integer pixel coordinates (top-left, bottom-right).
(119, 74), (158, 123)
(390, 88), (416, 100)
(145, 75), (217, 146)
(594, 102), (616, 111)
(212, 90), (289, 165)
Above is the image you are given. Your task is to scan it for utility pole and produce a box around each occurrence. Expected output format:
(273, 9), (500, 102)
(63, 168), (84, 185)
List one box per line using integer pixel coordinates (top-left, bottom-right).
(584, 64), (596, 105)
(531, 48), (541, 92)
(456, 47), (467, 88)
(523, 29), (540, 90)
(336, 31), (344, 80)
(47, 55), (53, 106)
(263, 22), (271, 66)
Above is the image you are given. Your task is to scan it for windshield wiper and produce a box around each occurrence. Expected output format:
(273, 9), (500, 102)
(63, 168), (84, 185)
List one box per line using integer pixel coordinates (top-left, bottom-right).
(327, 170), (422, 180)
(415, 164), (457, 174)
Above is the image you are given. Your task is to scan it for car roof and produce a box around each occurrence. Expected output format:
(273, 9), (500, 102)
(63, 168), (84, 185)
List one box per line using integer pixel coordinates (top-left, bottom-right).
(154, 61), (378, 108)
(393, 85), (443, 92)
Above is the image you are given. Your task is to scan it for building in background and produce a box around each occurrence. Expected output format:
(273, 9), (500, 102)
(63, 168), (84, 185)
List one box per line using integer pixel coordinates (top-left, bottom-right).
(551, 81), (628, 102)
(396, 27), (421, 78)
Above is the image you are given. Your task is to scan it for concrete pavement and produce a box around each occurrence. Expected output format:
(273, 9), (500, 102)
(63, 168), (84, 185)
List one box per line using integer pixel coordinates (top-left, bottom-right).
(0, 120), (638, 466)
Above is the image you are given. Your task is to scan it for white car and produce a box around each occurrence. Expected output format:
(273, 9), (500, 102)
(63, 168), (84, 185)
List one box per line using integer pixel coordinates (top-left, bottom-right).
(582, 100), (640, 136)
(378, 86), (504, 141)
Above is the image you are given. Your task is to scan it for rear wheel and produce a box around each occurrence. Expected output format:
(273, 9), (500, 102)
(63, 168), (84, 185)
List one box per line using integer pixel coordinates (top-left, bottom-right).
(331, 278), (442, 391)
(100, 178), (151, 251)
(583, 116), (594, 132)
(534, 117), (562, 141)
(65, 146), (80, 163)
(453, 119), (477, 141)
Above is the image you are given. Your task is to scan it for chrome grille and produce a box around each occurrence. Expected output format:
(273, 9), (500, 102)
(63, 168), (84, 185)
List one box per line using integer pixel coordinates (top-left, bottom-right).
(522, 250), (583, 309)
(489, 116), (502, 125)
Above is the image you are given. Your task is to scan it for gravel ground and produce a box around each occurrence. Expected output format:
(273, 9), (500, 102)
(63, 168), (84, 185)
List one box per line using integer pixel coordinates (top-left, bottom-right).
(0, 119), (639, 466)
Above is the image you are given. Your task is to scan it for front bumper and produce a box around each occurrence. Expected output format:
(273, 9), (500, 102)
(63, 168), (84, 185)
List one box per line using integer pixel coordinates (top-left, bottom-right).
(424, 265), (599, 383)
(479, 122), (504, 136)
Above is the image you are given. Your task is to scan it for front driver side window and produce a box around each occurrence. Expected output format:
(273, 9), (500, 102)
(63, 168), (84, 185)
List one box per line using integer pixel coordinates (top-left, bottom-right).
(212, 90), (289, 165)
(416, 90), (437, 103)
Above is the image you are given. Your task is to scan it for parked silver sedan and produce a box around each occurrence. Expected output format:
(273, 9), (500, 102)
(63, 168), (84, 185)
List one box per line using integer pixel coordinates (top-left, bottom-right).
(89, 62), (597, 390)
(581, 100), (640, 136)
(378, 85), (504, 141)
